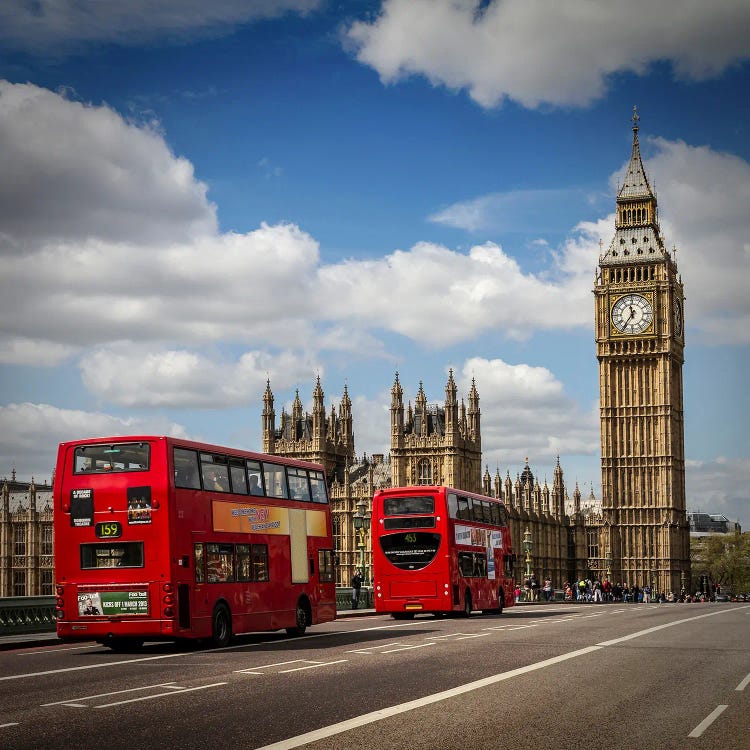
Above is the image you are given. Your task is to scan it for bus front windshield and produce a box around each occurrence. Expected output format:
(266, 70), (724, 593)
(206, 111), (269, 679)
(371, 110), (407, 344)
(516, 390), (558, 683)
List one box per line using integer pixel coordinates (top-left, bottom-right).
(379, 532), (441, 570)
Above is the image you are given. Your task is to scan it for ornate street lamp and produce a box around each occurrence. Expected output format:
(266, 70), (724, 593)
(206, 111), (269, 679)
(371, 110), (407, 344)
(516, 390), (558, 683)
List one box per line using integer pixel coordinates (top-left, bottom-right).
(605, 549), (612, 581)
(353, 499), (371, 586)
(522, 527), (533, 579)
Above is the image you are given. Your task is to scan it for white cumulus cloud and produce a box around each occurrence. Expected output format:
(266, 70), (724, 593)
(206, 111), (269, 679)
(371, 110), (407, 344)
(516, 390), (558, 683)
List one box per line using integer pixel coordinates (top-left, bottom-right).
(0, 0), (322, 53)
(346, 0), (750, 109)
(0, 403), (190, 482)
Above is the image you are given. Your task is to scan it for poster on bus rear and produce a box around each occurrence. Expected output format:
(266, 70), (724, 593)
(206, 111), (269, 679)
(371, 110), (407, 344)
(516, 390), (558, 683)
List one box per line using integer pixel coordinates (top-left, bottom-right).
(127, 486), (152, 525)
(70, 488), (94, 527)
(77, 590), (149, 616)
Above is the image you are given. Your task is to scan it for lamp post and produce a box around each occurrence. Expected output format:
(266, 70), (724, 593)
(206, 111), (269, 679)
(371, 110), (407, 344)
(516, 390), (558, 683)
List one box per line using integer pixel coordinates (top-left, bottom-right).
(605, 549), (612, 581)
(522, 528), (533, 579)
(352, 499), (371, 586)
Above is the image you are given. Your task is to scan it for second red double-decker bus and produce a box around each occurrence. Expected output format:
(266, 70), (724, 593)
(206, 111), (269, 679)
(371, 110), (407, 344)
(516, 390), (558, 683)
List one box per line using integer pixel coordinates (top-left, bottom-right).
(372, 485), (515, 618)
(54, 435), (336, 649)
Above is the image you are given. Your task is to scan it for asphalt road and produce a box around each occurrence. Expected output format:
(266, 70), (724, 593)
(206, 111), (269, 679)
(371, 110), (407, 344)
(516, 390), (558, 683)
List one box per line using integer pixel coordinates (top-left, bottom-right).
(1, 603), (748, 750)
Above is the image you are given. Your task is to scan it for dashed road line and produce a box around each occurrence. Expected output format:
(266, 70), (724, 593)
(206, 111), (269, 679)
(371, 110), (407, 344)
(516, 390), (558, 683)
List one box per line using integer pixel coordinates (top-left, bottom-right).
(688, 705), (728, 738)
(94, 683), (227, 708)
(278, 660), (348, 673)
(41, 682), (182, 706)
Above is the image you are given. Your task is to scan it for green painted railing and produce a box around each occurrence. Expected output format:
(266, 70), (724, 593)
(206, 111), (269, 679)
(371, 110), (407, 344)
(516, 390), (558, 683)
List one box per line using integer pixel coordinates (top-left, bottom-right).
(1, 589), (374, 637)
(0, 596), (57, 635)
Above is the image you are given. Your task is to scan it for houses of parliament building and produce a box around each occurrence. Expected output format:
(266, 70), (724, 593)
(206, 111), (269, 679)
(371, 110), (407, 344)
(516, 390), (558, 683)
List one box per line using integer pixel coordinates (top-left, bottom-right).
(1, 110), (691, 598)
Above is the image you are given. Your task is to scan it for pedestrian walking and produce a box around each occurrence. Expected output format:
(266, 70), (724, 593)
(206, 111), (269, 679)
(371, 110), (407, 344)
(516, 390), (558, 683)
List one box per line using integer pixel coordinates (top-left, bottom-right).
(351, 570), (362, 609)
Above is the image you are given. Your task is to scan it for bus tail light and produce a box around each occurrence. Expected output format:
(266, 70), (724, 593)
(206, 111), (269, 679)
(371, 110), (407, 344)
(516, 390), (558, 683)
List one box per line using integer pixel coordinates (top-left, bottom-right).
(56, 597), (64, 609)
(163, 595), (174, 605)
(163, 607), (174, 618)
(163, 583), (173, 593)
(56, 585), (64, 596)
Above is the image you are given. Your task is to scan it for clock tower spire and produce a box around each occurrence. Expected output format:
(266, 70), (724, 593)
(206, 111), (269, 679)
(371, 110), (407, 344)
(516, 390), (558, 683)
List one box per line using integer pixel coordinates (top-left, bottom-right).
(594, 108), (689, 595)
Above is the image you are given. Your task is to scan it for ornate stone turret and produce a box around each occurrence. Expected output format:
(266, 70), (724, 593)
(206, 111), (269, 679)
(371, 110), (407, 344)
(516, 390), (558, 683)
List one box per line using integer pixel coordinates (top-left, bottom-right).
(262, 379), (275, 453)
(263, 379), (354, 485)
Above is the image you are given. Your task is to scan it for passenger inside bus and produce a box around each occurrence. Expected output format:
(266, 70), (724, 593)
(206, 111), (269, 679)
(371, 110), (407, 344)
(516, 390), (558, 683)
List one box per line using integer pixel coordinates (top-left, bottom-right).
(248, 474), (263, 495)
(205, 469), (229, 492)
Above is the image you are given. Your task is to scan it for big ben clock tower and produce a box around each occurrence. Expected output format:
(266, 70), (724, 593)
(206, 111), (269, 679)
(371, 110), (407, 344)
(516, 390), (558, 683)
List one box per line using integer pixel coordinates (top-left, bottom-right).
(595, 108), (690, 595)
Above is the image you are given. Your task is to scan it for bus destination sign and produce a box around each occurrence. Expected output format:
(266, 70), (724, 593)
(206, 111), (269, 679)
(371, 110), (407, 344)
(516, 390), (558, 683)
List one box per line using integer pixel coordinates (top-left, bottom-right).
(95, 521), (122, 539)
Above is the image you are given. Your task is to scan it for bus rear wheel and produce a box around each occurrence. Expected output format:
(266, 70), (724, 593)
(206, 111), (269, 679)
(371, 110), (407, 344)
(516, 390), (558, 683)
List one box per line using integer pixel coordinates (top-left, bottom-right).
(496, 589), (505, 615)
(463, 591), (472, 618)
(286, 599), (308, 636)
(211, 603), (232, 647)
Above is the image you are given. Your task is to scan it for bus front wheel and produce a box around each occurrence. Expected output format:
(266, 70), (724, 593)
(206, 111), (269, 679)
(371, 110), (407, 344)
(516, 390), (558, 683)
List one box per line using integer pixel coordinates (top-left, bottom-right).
(211, 603), (232, 647)
(286, 599), (309, 636)
(463, 591), (472, 618)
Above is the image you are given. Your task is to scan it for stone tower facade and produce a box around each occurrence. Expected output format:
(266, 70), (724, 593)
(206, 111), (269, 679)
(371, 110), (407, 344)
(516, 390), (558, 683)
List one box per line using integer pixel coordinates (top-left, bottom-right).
(390, 371), (482, 493)
(594, 107), (690, 594)
(261, 376), (354, 485)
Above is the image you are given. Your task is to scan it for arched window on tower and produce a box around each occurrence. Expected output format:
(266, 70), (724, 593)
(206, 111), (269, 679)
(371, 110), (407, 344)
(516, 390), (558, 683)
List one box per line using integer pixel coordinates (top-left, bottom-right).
(417, 459), (432, 485)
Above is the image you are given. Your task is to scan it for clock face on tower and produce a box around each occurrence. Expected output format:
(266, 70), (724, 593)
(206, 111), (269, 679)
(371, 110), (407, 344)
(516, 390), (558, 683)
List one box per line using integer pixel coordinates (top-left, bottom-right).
(611, 294), (654, 334)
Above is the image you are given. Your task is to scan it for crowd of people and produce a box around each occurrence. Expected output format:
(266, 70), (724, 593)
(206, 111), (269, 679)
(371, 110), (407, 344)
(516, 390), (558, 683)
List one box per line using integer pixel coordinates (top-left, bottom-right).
(514, 574), (715, 604)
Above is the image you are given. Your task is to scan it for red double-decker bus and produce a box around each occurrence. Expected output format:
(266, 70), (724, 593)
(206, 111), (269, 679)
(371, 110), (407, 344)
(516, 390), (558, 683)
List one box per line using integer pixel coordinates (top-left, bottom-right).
(53, 435), (336, 649)
(372, 485), (515, 618)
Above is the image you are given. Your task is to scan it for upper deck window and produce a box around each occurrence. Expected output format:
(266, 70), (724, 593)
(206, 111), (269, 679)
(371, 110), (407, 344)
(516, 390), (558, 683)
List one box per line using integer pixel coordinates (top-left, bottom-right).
(74, 443), (150, 474)
(383, 496), (434, 515)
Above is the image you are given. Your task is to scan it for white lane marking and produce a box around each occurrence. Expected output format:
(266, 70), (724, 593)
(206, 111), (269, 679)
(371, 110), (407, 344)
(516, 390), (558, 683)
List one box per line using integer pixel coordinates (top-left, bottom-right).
(380, 643), (435, 654)
(0, 620), (423, 682)
(346, 643), (403, 654)
(278, 660), (348, 673)
(94, 683), (227, 708)
(254, 605), (750, 750)
(735, 672), (750, 691)
(688, 705), (728, 738)
(596, 606), (750, 647)
(0, 723), (20, 728)
(254, 646), (602, 750)
(453, 633), (490, 640)
(18, 644), (100, 655)
(41, 682), (181, 706)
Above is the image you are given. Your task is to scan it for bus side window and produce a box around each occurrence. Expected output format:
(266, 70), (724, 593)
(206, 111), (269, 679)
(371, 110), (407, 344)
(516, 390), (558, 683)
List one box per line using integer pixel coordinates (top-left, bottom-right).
(447, 493), (458, 519)
(252, 544), (269, 581)
(262, 462), (289, 499)
(194, 543), (205, 583)
(201, 454), (230, 493)
(457, 496), (470, 520)
(229, 459), (248, 495)
(236, 545), (251, 581)
(174, 448), (201, 489)
(310, 471), (328, 503)
(246, 460), (264, 496)
(287, 467), (311, 502)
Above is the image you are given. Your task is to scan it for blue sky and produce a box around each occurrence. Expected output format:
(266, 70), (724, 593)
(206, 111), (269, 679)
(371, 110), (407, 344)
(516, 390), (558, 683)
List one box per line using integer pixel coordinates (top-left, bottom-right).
(0, 1), (748, 527)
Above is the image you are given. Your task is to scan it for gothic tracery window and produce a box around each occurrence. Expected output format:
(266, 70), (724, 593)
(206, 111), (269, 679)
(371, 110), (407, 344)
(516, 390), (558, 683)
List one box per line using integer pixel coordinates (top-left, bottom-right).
(417, 459), (432, 485)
